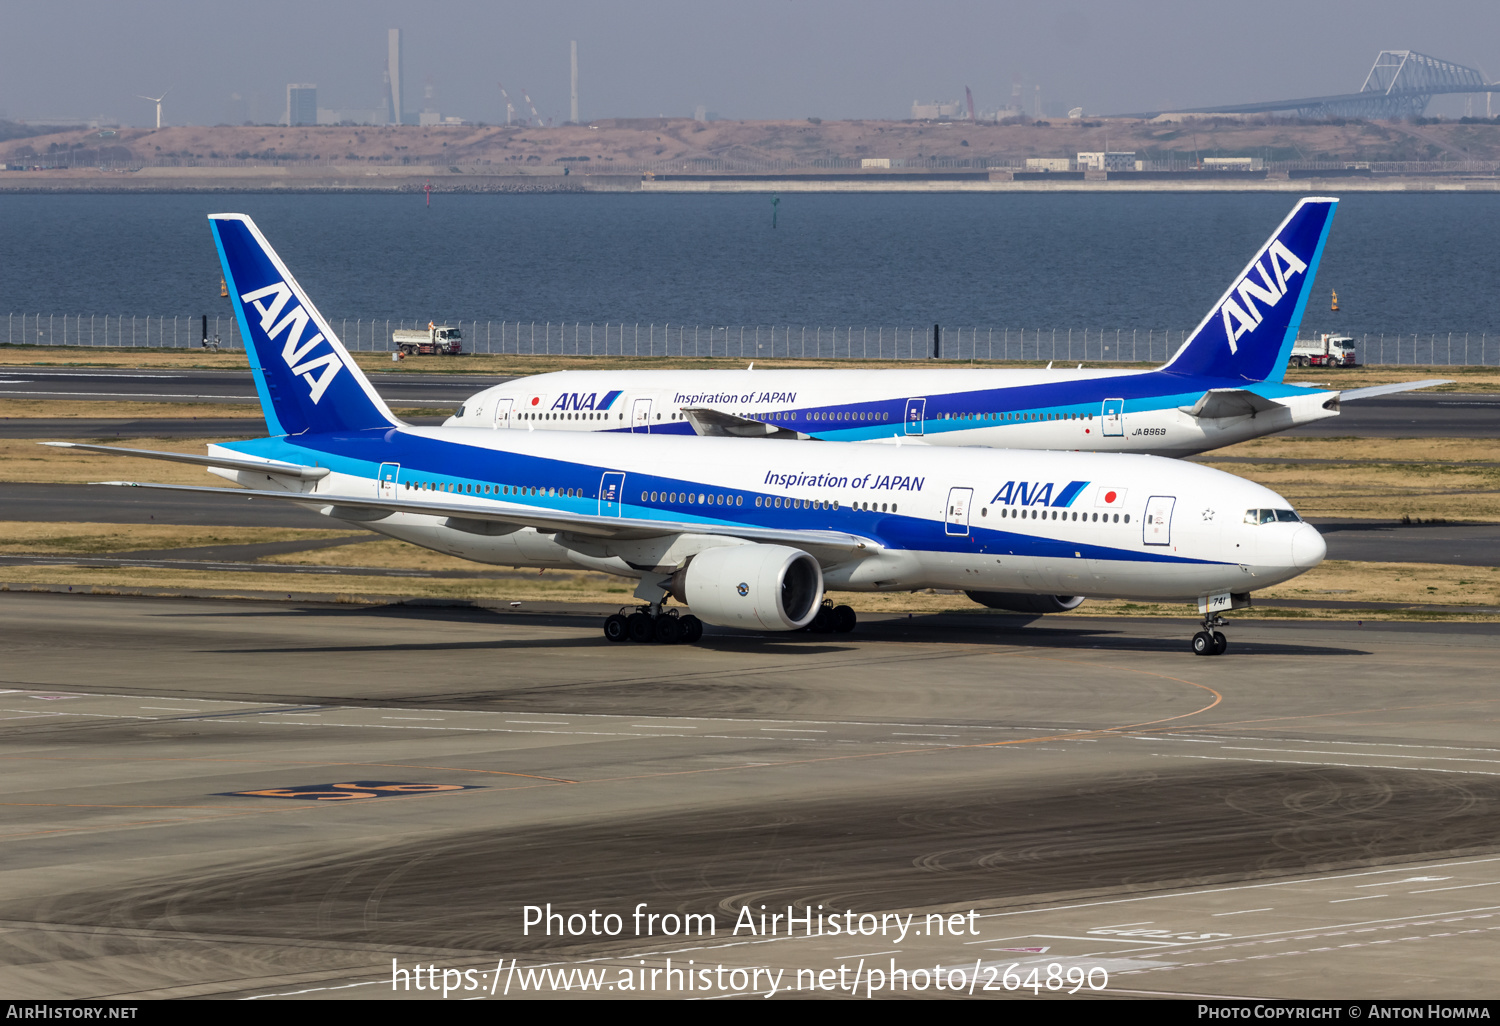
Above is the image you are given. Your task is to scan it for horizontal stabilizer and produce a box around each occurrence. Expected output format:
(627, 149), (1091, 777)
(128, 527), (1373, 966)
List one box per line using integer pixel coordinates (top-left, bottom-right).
(94, 481), (875, 562)
(681, 407), (804, 439)
(1178, 389), (1286, 419)
(42, 442), (330, 480)
(1338, 379), (1452, 402)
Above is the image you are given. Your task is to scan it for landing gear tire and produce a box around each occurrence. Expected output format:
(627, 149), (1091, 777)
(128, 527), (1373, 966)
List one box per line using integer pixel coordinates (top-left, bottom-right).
(1192, 630), (1215, 656)
(627, 612), (655, 643)
(1211, 630), (1228, 655)
(605, 607), (704, 645)
(831, 604), (857, 633)
(654, 614), (682, 645)
(808, 605), (835, 633)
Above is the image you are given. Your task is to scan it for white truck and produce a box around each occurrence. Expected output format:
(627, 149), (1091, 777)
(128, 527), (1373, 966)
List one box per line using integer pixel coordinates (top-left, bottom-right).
(392, 324), (463, 356)
(1289, 334), (1355, 368)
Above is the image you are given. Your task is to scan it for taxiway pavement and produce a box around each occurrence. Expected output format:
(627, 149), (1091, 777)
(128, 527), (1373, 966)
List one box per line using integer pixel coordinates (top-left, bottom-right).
(0, 593), (1497, 1000)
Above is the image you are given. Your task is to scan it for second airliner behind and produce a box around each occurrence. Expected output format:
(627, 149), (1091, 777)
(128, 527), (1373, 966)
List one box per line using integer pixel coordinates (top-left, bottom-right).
(446, 197), (1443, 457)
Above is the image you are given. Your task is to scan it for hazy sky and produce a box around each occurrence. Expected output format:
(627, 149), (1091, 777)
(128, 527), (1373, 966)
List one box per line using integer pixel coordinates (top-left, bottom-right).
(4, 1), (1499, 126)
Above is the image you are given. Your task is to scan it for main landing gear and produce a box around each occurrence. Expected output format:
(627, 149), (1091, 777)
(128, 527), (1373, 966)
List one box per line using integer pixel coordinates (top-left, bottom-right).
(805, 601), (857, 634)
(1191, 614), (1229, 656)
(603, 606), (703, 645)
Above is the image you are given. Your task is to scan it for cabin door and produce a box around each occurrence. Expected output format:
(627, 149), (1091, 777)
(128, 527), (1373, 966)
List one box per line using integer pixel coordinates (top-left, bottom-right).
(631, 398), (653, 433)
(599, 472), (626, 516)
(945, 487), (974, 536)
(1143, 495), (1176, 546)
(905, 397), (927, 435)
(378, 463), (400, 500)
(1102, 398), (1125, 437)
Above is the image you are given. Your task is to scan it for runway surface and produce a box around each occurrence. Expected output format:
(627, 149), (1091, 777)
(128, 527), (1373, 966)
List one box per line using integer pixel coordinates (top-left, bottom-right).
(1283, 391), (1500, 437)
(0, 592), (1497, 1000)
(0, 367), (498, 408)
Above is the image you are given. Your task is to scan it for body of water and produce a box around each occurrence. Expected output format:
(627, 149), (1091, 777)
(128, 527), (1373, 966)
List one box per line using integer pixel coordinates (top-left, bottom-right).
(3, 191), (1498, 339)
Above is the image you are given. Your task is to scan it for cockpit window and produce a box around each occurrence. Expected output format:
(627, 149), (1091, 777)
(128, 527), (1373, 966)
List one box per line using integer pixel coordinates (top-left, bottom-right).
(1245, 508), (1302, 524)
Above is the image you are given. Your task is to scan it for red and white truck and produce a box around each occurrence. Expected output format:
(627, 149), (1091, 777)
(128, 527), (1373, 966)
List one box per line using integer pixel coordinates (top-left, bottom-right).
(1289, 334), (1356, 368)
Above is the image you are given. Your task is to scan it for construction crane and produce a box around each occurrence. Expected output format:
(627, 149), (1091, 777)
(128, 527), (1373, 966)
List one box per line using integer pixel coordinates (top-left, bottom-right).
(497, 84), (516, 125)
(522, 88), (542, 126)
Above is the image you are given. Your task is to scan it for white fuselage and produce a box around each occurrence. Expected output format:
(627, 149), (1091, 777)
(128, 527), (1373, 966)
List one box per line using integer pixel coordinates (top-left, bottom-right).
(214, 425), (1325, 604)
(444, 368), (1340, 458)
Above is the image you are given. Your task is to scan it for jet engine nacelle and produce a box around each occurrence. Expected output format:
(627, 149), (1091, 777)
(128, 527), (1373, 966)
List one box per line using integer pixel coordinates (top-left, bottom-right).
(965, 591), (1085, 614)
(668, 544), (824, 631)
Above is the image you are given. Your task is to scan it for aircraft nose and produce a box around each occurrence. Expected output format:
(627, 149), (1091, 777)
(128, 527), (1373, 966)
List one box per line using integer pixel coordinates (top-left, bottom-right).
(1291, 523), (1327, 568)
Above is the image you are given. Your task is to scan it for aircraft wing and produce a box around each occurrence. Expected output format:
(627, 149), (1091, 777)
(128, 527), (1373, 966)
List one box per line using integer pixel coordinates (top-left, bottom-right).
(1178, 388), (1286, 419)
(41, 442), (331, 481)
(681, 407), (805, 439)
(94, 480), (878, 561)
(1338, 379), (1452, 402)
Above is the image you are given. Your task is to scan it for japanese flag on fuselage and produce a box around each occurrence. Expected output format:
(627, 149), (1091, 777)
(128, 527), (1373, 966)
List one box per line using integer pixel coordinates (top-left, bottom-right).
(1096, 487), (1127, 507)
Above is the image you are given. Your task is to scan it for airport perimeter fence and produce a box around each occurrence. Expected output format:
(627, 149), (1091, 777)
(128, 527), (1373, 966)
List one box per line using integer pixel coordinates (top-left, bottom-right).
(7, 312), (1500, 367)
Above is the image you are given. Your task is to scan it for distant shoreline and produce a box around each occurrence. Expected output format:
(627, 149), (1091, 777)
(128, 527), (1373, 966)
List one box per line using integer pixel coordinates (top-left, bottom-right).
(4, 168), (1499, 194)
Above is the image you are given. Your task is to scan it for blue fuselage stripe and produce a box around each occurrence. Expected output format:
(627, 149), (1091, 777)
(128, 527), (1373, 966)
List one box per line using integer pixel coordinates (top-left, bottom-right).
(221, 431), (1222, 568)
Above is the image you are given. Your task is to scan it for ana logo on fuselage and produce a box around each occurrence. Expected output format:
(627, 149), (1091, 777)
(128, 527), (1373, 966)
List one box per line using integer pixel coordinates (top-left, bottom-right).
(1219, 240), (1309, 354)
(240, 281), (343, 404)
(990, 480), (1089, 508)
(549, 390), (622, 412)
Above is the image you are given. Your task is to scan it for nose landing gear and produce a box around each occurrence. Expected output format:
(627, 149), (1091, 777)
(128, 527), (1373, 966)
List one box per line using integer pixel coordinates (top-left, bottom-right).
(604, 605), (703, 644)
(1191, 614), (1229, 656)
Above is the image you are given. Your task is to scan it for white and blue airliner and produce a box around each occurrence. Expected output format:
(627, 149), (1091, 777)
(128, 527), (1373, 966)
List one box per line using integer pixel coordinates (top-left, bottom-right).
(446, 197), (1443, 456)
(61, 214), (1329, 655)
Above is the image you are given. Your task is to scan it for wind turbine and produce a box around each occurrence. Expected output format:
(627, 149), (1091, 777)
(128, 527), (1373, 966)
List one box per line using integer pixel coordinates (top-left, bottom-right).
(137, 90), (170, 129)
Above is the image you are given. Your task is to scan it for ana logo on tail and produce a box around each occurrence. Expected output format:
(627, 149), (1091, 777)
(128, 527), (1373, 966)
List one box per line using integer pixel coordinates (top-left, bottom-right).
(240, 281), (345, 403)
(1220, 241), (1308, 355)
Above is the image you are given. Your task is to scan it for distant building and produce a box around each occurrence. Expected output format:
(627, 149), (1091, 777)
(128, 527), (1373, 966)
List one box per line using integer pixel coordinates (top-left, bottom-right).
(1076, 151), (1136, 171)
(912, 100), (961, 119)
(861, 157), (892, 168)
(14, 115), (112, 130)
(1202, 156), (1264, 170)
(387, 29), (405, 125)
(316, 107), (385, 126)
(286, 84), (317, 126)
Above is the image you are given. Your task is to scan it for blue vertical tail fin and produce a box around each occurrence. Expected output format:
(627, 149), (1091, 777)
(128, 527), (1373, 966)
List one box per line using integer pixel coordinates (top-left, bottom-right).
(1161, 197), (1337, 383)
(209, 214), (399, 437)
